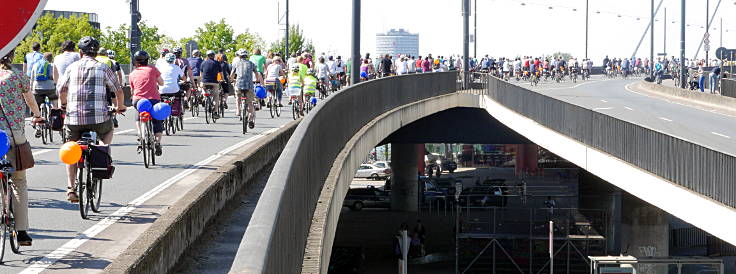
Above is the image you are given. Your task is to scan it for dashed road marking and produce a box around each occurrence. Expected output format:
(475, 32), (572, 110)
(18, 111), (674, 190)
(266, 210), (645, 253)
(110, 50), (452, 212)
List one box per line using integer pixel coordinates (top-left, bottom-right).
(113, 129), (135, 135)
(624, 107), (634, 111)
(593, 107), (614, 110)
(19, 125), (285, 274)
(32, 149), (51, 156)
(600, 100), (608, 103)
(658, 117), (673, 122)
(711, 132), (731, 139)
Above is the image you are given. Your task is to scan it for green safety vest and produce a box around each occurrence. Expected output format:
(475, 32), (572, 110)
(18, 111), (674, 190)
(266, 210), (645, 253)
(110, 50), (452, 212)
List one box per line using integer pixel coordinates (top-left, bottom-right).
(288, 71), (302, 88)
(304, 76), (317, 93)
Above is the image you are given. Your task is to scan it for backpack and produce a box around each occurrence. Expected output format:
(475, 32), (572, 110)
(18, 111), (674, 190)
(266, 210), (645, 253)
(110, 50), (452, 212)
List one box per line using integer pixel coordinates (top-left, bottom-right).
(48, 109), (64, 131)
(34, 60), (50, 81)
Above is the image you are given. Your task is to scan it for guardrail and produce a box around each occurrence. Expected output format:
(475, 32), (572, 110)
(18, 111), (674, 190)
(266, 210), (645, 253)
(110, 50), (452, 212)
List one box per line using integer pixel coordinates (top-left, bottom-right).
(480, 75), (736, 208)
(231, 72), (457, 273)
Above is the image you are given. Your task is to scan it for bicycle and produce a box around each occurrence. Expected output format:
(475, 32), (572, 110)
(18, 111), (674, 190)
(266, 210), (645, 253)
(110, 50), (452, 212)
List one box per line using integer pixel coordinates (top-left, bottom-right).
(290, 95), (303, 120)
(137, 111), (156, 168)
(161, 93), (183, 136)
(304, 93), (315, 114)
(203, 85), (217, 124)
(240, 95), (258, 134)
(0, 157), (20, 260)
(35, 98), (53, 145)
(189, 85), (201, 118)
(266, 85), (281, 118)
(74, 131), (107, 219)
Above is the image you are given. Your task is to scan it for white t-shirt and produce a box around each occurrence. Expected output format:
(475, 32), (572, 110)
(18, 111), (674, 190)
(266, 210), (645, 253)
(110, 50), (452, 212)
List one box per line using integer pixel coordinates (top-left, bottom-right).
(327, 60), (337, 75)
(156, 62), (184, 94)
(396, 60), (408, 75)
(408, 59), (416, 73)
(265, 63), (282, 80)
(316, 63), (329, 79)
(53, 51), (80, 78)
(335, 60), (345, 73)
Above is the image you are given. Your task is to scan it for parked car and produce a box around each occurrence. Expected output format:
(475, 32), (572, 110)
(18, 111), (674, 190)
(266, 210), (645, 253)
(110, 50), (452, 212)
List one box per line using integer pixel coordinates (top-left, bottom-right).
(354, 164), (391, 180)
(441, 159), (457, 173)
(372, 161), (391, 170)
(343, 187), (390, 211)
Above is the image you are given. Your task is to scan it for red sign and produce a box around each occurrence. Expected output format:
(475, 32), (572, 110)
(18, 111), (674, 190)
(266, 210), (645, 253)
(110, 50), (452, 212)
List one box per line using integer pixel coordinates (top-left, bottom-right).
(0, 0), (47, 58)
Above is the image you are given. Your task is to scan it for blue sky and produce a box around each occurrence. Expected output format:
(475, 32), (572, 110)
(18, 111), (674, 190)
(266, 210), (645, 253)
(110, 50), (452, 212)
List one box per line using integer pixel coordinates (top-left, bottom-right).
(46, 0), (736, 63)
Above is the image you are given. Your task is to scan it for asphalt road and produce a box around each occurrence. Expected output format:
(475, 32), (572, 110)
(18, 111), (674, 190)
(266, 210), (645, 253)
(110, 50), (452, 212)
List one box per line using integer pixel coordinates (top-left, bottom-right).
(515, 75), (736, 156)
(0, 96), (293, 273)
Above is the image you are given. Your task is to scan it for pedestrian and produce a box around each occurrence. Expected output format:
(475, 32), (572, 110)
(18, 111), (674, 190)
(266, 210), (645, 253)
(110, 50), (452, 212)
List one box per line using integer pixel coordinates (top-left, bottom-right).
(698, 61), (706, 92)
(414, 219), (427, 257)
(23, 42), (43, 77)
(0, 48), (46, 246)
(710, 66), (721, 94)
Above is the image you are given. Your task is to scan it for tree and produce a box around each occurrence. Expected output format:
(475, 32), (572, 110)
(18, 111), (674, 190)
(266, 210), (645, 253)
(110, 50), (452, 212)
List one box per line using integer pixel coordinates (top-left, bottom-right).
(549, 52), (573, 61)
(99, 21), (171, 64)
(13, 13), (101, 63)
(234, 31), (266, 56)
(194, 19), (236, 55)
(269, 24), (315, 56)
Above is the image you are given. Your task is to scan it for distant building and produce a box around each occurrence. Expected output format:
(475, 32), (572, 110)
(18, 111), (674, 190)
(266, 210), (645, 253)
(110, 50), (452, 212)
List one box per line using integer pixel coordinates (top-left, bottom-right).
(376, 29), (418, 59)
(42, 10), (100, 29)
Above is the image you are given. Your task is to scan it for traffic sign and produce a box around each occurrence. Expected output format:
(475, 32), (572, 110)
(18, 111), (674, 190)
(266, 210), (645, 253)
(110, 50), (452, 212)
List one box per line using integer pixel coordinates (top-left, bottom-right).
(705, 44), (711, 52)
(715, 47), (736, 60)
(0, 0), (47, 58)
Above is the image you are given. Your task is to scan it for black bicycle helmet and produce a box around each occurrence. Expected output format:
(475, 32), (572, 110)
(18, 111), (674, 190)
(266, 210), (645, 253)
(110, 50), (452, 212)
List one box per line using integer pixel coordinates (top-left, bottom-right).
(173, 47), (183, 54)
(133, 50), (150, 65)
(77, 36), (100, 55)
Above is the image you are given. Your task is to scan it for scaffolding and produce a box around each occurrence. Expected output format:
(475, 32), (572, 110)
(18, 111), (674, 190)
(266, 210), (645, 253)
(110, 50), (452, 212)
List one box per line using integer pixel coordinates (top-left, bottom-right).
(455, 205), (608, 274)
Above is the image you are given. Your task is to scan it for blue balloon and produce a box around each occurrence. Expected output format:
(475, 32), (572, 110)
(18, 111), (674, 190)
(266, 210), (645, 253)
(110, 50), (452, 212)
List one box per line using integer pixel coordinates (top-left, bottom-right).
(0, 131), (9, 158)
(151, 102), (172, 120)
(136, 99), (152, 113)
(310, 97), (317, 105)
(255, 86), (267, 99)
(360, 71), (368, 78)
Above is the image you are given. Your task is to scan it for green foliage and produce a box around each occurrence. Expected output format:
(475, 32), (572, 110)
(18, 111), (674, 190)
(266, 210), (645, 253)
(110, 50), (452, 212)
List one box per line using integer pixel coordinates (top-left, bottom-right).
(13, 13), (101, 63)
(550, 52), (573, 60)
(269, 25), (314, 56)
(234, 32), (266, 56)
(194, 19), (236, 57)
(99, 21), (171, 64)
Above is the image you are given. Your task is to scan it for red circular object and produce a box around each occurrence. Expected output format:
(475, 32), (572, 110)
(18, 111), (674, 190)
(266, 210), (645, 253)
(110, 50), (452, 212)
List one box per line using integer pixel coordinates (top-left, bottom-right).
(0, 1), (47, 58)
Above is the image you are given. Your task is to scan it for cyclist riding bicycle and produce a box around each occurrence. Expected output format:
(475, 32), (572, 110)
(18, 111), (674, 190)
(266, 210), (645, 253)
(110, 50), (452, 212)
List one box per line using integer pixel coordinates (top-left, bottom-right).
(129, 50), (165, 156)
(200, 50), (223, 119)
(230, 49), (262, 128)
(57, 36), (126, 202)
(173, 47), (193, 108)
(0, 49), (46, 246)
(303, 68), (318, 106)
(264, 57), (285, 107)
(287, 64), (304, 106)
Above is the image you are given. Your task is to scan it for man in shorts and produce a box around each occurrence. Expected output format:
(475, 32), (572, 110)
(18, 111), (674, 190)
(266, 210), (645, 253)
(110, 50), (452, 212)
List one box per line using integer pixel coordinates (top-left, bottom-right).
(56, 36), (126, 202)
(230, 49), (262, 128)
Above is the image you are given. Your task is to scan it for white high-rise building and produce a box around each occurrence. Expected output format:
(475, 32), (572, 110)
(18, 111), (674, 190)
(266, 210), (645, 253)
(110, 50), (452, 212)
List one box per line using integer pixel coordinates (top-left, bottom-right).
(375, 29), (419, 59)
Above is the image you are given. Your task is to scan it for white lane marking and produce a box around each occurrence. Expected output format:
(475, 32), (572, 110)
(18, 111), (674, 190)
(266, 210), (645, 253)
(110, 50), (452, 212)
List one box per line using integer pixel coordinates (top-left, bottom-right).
(184, 117), (197, 121)
(600, 100), (608, 103)
(624, 83), (736, 119)
(19, 125), (285, 274)
(32, 149), (51, 156)
(534, 78), (608, 91)
(624, 107), (634, 111)
(658, 117), (673, 122)
(593, 107), (614, 110)
(113, 129), (135, 135)
(711, 132), (731, 139)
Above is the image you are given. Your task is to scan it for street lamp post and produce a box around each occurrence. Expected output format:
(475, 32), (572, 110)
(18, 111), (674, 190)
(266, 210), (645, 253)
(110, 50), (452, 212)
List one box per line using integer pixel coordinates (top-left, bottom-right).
(350, 0), (361, 85)
(285, 0), (289, 58)
(474, 0), (477, 59)
(129, 0), (141, 66)
(680, 0), (686, 87)
(463, 0), (470, 89)
(706, 0), (710, 66)
(585, 0), (589, 60)
(650, 0), (655, 78)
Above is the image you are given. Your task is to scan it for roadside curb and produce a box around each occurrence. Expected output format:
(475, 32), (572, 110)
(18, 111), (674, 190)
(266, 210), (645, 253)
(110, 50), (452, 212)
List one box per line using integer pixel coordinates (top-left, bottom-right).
(103, 120), (299, 274)
(635, 81), (736, 115)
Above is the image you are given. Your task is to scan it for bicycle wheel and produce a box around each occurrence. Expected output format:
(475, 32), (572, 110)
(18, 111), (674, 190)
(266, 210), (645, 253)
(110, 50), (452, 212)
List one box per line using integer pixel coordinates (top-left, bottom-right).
(204, 97), (211, 124)
(169, 117), (176, 135)
(148, 122), (156, 166)
(178, 115), (184, 131)
(269, 97), (275, 118)
(275, 97), (281, 117)
(8, 185), (18, 254)
(78, 165), (89, 219)
(141, 129), (149, 169)
(292, 101), (298, 120)
(163, 117), (170, 136)
(242, 102), (248, 134)
(190, 97), (197, 117)
(90, 178), (102, 213)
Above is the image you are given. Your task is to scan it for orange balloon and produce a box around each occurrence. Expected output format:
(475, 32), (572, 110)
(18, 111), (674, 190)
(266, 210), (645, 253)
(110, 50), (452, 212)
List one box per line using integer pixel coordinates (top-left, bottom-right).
(59, 142), (82, 165)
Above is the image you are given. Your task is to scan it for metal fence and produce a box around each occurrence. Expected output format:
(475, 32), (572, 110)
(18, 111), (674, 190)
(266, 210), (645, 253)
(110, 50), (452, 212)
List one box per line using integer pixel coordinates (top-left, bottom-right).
(231, 72), (457, 274)
(482, 75), (736, 208)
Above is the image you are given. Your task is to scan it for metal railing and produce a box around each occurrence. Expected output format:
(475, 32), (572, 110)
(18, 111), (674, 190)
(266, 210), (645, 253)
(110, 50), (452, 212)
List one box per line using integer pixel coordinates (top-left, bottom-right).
(480, 74), (736, 208)
(230, 72), (457, 274)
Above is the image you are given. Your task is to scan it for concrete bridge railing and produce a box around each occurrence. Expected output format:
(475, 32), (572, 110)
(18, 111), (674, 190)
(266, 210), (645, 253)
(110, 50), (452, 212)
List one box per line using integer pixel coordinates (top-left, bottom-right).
(231, 72), (457, 273)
